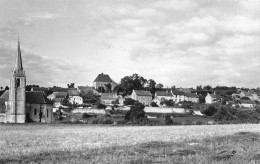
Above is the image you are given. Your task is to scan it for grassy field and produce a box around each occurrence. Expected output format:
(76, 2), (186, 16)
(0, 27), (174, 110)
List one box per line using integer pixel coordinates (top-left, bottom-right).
(0, 124), (260, 163)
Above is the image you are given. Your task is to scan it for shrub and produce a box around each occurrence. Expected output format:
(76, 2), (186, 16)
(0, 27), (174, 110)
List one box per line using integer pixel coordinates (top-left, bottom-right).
(82, 113), (93, 118)
(123, 98), (136, 106)
(96, 103), (107, 109)
(165, 115), (173, 125)
(125, 102), (145, 122)
(150, 102), (158, 107)
(203, 106), (218, 116)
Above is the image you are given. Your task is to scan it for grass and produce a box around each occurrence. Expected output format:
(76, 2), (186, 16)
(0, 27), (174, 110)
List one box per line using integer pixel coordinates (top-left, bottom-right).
(0, 124), (260, 163)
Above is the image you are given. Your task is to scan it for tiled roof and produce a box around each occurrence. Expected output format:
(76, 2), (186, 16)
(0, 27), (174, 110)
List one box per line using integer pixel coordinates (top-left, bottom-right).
(94, 73), (112, 82)
(101, 93), (118, 99)
(68, 90), (80, 96)
(186, 93), (198, 98)
(155, 91), (172, 97)
(26, 91), (52, 104)
(0, 90), (9, 101)
(240, 100), (255, 104)
(54, 92), (68, 99)
(77, 86), (95, 90)
(133, 90), (152, 96)
(171, 89), (186, 96)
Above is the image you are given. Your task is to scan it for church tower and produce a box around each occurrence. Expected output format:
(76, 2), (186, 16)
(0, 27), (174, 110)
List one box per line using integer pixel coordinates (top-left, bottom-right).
(7, 40), (26, 123)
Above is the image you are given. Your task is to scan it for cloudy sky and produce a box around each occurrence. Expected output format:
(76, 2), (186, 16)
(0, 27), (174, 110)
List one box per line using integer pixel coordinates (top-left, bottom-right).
(0, 0), (260, 88)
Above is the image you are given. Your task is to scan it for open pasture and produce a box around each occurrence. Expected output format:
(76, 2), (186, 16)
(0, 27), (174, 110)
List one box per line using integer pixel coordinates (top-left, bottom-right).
(1, 124), (260, 163)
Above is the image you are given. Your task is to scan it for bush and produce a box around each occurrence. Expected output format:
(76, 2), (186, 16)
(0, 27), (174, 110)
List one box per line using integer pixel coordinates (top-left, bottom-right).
(125, 102), (145, 122)
(203, 106), (218, 116)
(96, 103), (107, 109)
(82, 113), (93, 119)
(150, 102), (158, 107)
(165, 115), (173, 125)
(123, 98), (137, 106)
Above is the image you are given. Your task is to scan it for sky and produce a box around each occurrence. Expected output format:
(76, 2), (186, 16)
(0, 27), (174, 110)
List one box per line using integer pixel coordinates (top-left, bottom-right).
(1, 0), (260, 88)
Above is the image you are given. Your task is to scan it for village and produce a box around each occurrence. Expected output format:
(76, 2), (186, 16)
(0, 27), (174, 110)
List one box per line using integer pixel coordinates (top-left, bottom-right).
(0, 42), (259, 125)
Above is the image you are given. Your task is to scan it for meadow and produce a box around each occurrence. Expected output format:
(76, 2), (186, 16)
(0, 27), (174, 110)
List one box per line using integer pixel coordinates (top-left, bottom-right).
(0, 124), (260, 163)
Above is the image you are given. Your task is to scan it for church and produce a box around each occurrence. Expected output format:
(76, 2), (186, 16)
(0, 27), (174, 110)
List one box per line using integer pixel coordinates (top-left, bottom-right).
(0, 41), (53, 123)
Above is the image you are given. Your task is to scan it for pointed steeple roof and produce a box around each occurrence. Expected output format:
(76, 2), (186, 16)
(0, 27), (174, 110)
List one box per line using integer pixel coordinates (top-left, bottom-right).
(15, 39), (23, 70)
(13, 38), (25, 75)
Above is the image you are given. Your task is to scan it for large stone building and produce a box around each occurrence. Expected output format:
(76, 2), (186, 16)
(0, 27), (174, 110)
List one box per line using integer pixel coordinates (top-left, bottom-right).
(0, 41), (53, 123)
(93, 73), (117, 91)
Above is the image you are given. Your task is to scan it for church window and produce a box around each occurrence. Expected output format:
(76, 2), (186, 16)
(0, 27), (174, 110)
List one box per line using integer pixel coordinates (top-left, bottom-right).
(16, 78), (20, 87)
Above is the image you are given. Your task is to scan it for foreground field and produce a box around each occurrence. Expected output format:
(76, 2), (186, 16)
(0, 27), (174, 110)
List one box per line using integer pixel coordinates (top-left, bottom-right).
(0, 124), (260, 163)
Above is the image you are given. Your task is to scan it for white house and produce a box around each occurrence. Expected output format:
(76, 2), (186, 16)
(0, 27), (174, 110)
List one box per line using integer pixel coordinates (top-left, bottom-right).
(171, 89), (187, 103)
(153, 91), (173, 105)
(239, 100), (255, 108)
(205, 93), (219, 104)
(68, 90), (83, 105)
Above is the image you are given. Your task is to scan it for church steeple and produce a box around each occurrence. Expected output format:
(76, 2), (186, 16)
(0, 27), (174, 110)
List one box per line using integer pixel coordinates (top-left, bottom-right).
(14, 38), (24, 75)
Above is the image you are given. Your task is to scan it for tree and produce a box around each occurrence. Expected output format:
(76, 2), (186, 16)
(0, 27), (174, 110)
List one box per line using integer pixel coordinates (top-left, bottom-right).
(196, 85), (203, 90)
(80, 90), (99, 104)
(5, 86), (9, 90)
(156, 83), (163, 89)
(123, 98), (137, 106)
(125, 102), (145, 122)
(150, 101), (158, 107)
(203, 105), (218, 116)
(120, 74), (147, 95)
(199, 95), (205, 103)
(160, 99), (175, 107)
(67, 83), (75, 88)
(0, 86), (3, 90)
(203, 85), (212, 91)
(148, 79), (156, 92)
(97, 86), (105, 93)
(104, 83), (112, 92)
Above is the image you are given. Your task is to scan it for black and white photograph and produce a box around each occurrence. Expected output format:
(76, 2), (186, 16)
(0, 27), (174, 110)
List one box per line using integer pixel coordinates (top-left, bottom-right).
(0, 0), (260, 163)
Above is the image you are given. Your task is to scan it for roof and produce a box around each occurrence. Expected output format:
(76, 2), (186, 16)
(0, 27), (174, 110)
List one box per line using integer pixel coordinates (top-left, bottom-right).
(94, 73), (113, 82)
(68, 90), (80, 96)
(155, 91), (172, 97)
(101, 93), (118, 99)
(0, 90), (5, 97)
(171, 89), (186, 96)
(133, 90), (152, 96)
(26, 91), (52, 104)
(0, 90), (9, 101)
(227, 101), (237, 105)
(54, 92), (68, 98)
(31, 87), (49, 92)
(178, 88), (191, 94)
(240, 100), (255, 104)
(186, 93), (198, 98)
(77, 86), (95, 90)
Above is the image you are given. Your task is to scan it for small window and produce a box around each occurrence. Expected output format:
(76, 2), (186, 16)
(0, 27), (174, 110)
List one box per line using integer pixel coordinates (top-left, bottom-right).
(47, 109), (49, 118)
(16, 78), (20, 87)
(34, 108), (37, 115)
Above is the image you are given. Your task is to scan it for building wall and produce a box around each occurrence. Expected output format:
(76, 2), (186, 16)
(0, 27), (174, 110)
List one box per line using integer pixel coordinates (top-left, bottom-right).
(93, 82), (116, 90)
(7, 76), (26, 123)
(26, 103), (53, 123)
(205, 95), (213, 104)
(137, 96), (152, 106)
(69, 96), (83, 104)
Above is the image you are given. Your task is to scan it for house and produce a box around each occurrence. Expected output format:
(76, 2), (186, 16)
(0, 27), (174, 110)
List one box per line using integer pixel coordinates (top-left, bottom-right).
(226, 101), (238, 107)
(77, 86), (99, 95)
(68, 90), (83, 105)
(239, 100), (256, 108)
(47, 92), (68, 108)
(153, 91), (173, 105)
(205, 93), (220, 104)
(185, 93), (199, 103)
(131, 90), (152, 106)
(239, 90), (258, 101)
(93, 73), (117, 91)
(171, 89), (187, 103)
(100, 93), (118, 105)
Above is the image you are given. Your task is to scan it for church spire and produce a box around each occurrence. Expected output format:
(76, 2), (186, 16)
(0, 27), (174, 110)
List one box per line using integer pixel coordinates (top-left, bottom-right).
(14, 38), (24, 73)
